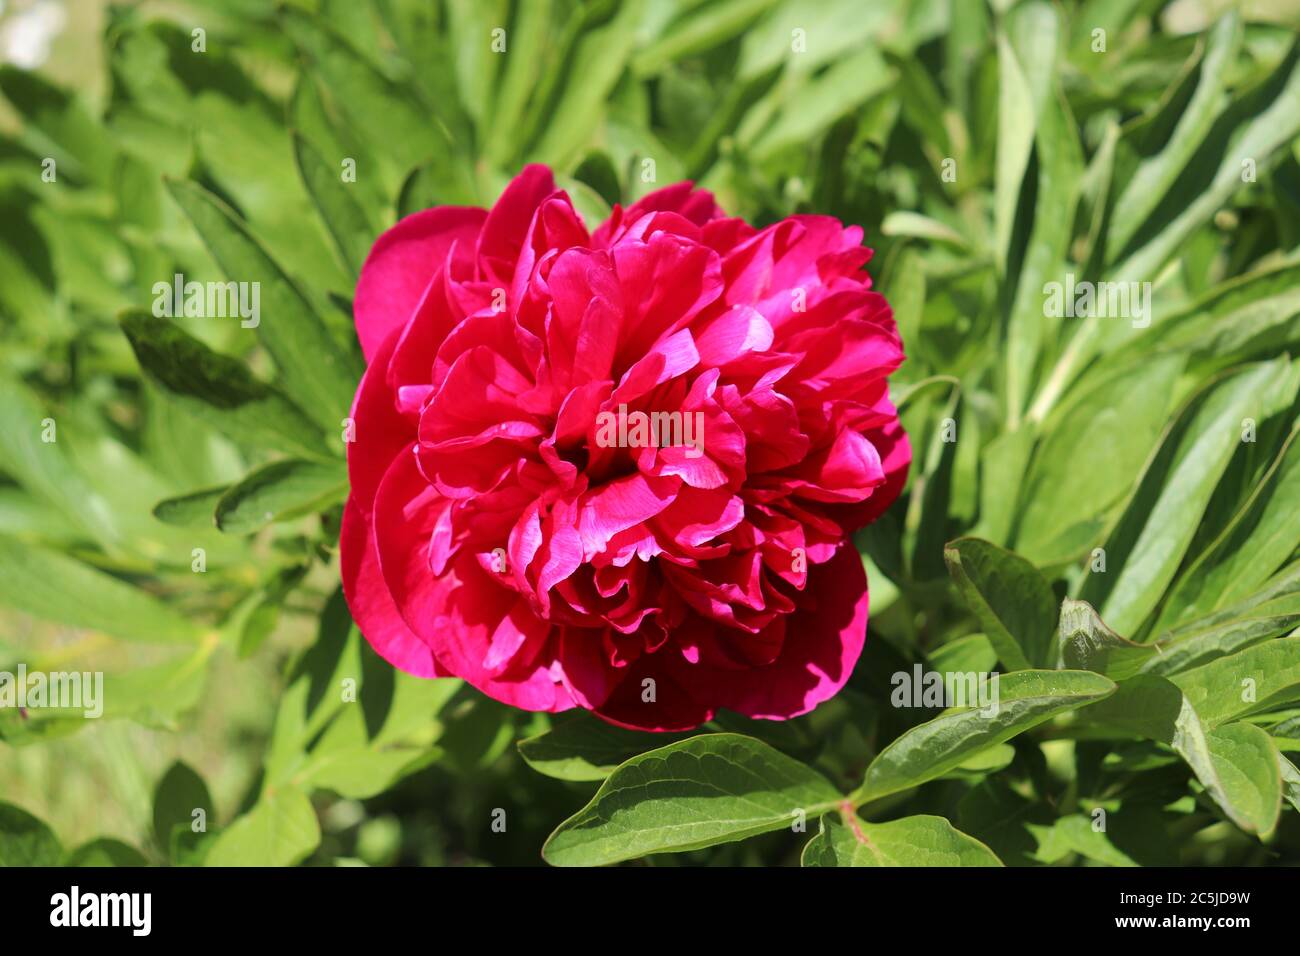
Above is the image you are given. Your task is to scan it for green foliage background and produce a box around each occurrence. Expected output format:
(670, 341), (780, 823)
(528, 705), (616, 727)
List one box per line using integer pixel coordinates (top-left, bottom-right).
(2, 0), (1300, 867)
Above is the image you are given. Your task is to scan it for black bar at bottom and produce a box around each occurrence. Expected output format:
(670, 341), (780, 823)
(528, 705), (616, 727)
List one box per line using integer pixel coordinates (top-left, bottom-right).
(1, 865), (1284, 942)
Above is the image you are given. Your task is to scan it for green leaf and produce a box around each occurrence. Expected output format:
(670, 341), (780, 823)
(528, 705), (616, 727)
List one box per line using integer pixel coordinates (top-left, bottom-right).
(1171, 635), (1300, 726)
(518, 713), (686, 782)
(281, 7), (466, 186)
(906, 384), (961, 580)
(1161, 559), (1300, 643)
(446, 0), (506, 133)
(153, 761), (214, 857)
(184, 95), (349, 295)
(970, 426), (1034, 546)
(0, 802), (62, 866)
(801, 814), (1001, 867)
(1113, 42), (1300, 283)
(293, 740), (432, 801)
(1133, 261), (1300, 370)
(1083, 359), (1293, 634)
(955, 777), (1054, 867)
(1143, 607), (1300, 676)
(542, 733), (841, 866)
(1015, 353), (1184, 564)
(238, 589), (291, 660)
(103, 640), (218, 726)
(65, 839), (148, 867)
(0, 376), (121, 547)
(289, 73), (388, 216)
(634, 0), (781, 77)
(263, 589), (359, 786)
(947, 743), (1017, 778)
(291, 131), (373, 280)
(927, 633), (999, 675)
(1004, 81), (1083, 424)
(0, 67), (114, 184)
(287, 666), (458, 799)
(260, 588), (459, 798)
(737, 0), (896, 80)
(1029, 45), (1300, 416)
(854, 671), (1116, 802)
(1203, 722), (1282, 838)
(169, 825), (219, 867)
(1280, 753), (1300, 812)
(1028, 814), (1142, 867)
(1058, 598), (1155, 679)
(120, 310), (331, 461)
(1105, 13), (1242, 262)
(52, 399), (243, 568)
(152, 486), (227, 529)
(204, 787), (320, 867)
(1073, 114), (1119, 275)
(164, 178), (361, 429)
(561, 177), (614, 232)
(215, 459), (348, 534)
(1086, 676), (1280, 835)
(749, 46), (892, 160)
(882, 246), (927, 361)
(534, 0), (645, 167)
(889, 46), (957, 159)
(992, 2), (1058, 275)
(141, 384), (244, 491)
(0, 489), (81, 542)
(944, 537), (1058, 669)
(369, 0), (471, 148)
(1156, 423), (1300, 633)
(0, 535), (202, 644)
(481, 0), (553, 165)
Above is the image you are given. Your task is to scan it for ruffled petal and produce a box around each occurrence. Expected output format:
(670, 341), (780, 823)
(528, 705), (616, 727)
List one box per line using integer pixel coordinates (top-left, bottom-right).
(354, 207), (486, 361)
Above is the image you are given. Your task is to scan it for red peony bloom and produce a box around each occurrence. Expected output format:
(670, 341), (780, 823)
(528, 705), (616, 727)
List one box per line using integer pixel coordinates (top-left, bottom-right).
(340, 164), (910, 731)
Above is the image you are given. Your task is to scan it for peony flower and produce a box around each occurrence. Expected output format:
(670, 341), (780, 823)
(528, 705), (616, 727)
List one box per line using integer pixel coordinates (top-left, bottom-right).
(340, 165), (910, 731)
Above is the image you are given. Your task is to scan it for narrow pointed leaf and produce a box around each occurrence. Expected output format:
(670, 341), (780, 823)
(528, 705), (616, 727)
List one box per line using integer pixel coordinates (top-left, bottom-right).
(854, 671), (1116, 802)
(164, 178), (360, 429)
(291, 131), (373, 279)
(1156, 424), (1300, 633)
(215, 459), (348, 534)
(1144, 608), (1300, 676)
(1085, 359), (1293, 634)
(0, 535), (202, 644)
(120, 311), (331, 461)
